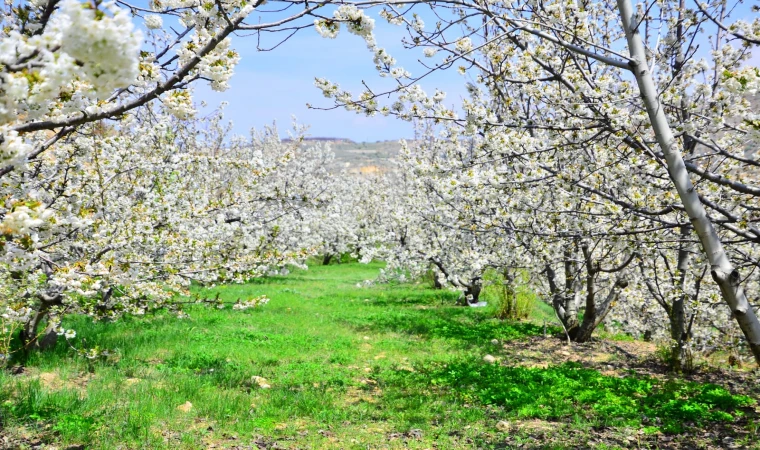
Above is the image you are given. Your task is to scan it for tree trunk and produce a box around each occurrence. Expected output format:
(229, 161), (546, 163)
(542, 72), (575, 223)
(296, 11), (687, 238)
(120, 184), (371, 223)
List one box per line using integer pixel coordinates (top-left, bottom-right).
(455, 277), (483, 305)
(37, 323), (59, 351)
(430, 258), (450, 290)
(571, 243), (631, 343)
(21, 304), (58, 351)
(322, 254), (332, 266)
(669, 225), (692, 371)
(617, 0), (760, 365)
(563, 246), (581, 334)
(433, 272), (444, 289)
(464, 279), (482, 304)
(572, 243), (600, 342)
(573, 276), (628, 343)
(546, 262), (578, 335)
(500, 268), (517, 319)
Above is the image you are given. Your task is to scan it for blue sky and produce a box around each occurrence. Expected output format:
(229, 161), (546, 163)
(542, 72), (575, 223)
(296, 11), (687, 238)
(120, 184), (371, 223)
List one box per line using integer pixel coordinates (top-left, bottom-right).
(188, 2), (758, 143)
(194, 14), (469, 142)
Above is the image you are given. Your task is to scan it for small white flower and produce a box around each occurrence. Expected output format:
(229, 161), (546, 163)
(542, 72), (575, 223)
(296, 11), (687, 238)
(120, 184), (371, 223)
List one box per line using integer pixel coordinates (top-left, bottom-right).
(390, 67), (409, 79)
(314, 19), (339, 38)
(412, 15), (424, 32)
(455, 37), (474, 53)
(144, 14), (163, 30)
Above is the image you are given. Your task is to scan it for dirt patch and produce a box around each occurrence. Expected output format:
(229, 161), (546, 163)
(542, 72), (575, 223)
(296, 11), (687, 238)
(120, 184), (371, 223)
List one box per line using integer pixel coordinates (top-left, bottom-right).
(510, 419), (556, 433)
(124, 377), (141, 387)
(20, 369), (93, 393)
(491, 420), (756, 449)
(386, 428), (423, 443)
(0, 426), (47, 450)
(343, 384), (382, 406)
(497, 335), (760, 396)
(38, 372), (60, 390)
(498, 336), (657, 373)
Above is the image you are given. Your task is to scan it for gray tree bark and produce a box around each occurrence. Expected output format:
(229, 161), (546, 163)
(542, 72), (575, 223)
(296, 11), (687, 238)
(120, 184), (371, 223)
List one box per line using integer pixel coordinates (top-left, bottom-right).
(670, 226), (694, 371)
(572, 242), (630, 343)
(617, 0), (760, 364)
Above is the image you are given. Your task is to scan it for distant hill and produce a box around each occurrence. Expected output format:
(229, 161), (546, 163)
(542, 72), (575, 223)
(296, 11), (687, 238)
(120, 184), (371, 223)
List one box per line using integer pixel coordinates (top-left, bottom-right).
(291, 138), (408, 174)
(282, 137), (357, 144)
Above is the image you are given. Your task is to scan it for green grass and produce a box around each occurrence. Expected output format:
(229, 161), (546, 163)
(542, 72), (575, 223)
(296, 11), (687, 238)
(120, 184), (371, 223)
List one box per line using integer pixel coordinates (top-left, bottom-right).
(0, 263), (756, 449)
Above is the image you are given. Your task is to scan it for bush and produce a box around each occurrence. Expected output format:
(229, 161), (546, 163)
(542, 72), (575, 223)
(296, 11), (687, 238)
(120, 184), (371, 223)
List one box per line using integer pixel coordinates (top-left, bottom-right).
(482, 269), (533, 320)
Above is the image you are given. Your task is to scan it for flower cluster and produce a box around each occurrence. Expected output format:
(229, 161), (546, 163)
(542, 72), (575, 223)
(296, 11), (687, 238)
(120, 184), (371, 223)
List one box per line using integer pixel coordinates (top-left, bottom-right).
(232, 296), (270, 310)
(163, 90), (196, 119)
(0, 106), (343, 362)
(55, 0), (142, 95)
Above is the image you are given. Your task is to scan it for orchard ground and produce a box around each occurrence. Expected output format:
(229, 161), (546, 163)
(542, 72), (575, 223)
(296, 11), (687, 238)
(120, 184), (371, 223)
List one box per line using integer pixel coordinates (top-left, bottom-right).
(1, 262), (759, 449)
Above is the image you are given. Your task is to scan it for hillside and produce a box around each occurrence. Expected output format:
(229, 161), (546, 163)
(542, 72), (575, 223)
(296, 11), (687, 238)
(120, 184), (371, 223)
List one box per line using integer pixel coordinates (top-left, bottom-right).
(294, 138), (406, 174)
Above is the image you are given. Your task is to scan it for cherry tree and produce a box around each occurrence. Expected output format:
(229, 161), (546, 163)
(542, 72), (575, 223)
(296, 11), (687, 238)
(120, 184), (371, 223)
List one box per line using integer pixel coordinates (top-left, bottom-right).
(314, 0), (760, 364)
(311, 174), (366, 266)
(0, 100), (343, 359)
(0, 0), (394, 360)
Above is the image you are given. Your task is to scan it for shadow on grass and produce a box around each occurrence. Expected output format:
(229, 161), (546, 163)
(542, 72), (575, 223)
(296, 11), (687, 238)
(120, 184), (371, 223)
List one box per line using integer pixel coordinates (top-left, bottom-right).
(363, 288), (460, 307)
(375, 359), (756, 434)
(342, 305), (546, 348)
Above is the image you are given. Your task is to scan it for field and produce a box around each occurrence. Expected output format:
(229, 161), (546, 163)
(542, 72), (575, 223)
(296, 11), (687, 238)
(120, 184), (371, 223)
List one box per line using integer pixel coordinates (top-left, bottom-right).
(1, 263), (759, 449)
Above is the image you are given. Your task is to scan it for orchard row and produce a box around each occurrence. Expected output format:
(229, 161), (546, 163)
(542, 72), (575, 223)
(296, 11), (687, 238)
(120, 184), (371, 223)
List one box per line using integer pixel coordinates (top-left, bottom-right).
(2, 0), (760, 370)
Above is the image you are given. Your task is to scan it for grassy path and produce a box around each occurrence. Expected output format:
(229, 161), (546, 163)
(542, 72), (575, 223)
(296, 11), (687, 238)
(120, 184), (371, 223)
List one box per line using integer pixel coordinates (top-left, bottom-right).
(1, 263), (757, 449)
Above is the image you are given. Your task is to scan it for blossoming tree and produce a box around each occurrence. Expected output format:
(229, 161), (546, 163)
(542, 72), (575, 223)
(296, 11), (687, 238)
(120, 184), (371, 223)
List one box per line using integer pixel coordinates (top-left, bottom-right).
(314, 0), (760, 365)
(0, 0), (387, 359)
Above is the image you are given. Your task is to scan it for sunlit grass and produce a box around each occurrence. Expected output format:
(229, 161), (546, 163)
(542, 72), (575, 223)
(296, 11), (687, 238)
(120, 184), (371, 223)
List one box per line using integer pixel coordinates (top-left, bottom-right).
(0, 262), (755, 449)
